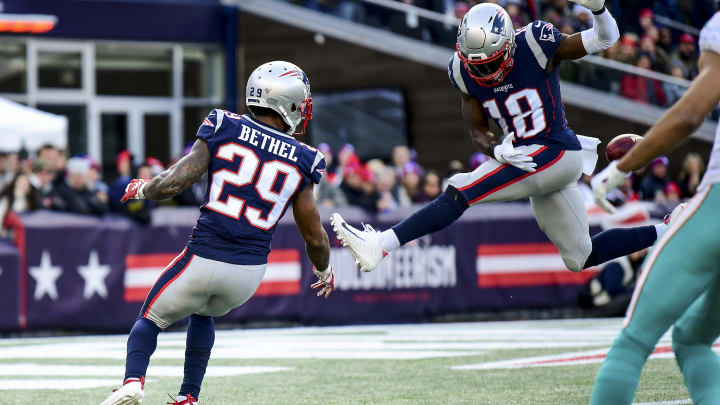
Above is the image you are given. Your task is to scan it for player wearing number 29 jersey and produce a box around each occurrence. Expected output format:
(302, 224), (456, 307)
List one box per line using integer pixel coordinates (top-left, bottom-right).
(188, 108), (326, 265)
(101, 61), (334, 405)
(333, 2), (669, 280)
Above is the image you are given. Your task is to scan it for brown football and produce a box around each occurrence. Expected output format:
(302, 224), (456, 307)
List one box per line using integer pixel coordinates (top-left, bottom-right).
(605, 134), (643, 162)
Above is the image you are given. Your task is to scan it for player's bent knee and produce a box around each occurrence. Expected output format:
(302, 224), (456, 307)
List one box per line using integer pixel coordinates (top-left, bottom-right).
(560, 236), (593, 272)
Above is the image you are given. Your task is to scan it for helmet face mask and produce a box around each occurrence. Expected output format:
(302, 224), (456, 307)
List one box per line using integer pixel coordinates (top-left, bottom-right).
(456, 4), (517, 87)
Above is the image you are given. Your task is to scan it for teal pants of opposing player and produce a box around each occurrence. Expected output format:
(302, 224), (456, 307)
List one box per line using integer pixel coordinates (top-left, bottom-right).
(590, 185), (720, 405)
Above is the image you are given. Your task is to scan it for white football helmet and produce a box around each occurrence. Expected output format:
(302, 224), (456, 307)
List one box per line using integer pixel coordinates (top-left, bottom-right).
(245, 61), (313, 135)
(456, 4), (517, 87)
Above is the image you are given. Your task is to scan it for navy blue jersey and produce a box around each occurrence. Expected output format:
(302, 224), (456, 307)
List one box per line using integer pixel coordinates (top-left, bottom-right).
(449, 20), (581, 151)
(188, 110), (326, 265)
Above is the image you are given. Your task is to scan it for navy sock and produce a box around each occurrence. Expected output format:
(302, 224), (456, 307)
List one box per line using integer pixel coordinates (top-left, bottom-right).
(392, 187), (469, 245)
(125, 317), (161, 380)
(180, 315), (215, 398)
(583, 225), (658, 269)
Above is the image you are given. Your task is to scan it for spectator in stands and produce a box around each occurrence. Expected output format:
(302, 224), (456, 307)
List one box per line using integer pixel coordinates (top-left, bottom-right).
(340, 162), (380, 213)
(542, 0), (571, 28)
(376, 166), (399, 213)
(640, 34), (669, 73)
(29, 159), (57, 209)
(53, 157), (107, 216)
(638, 8), (654, 35)
(86, 158), (109, 207)
(663, 61), (689, 105)
(392, 145), (412, 178)
(396, 161), (422, 206)
(618, 34), (639, 65)
(658, 26), (674, 54)
(336, 143), (357, 183)
(671, 33), (698, 79)
(677, 153), (705, 198)
(109, 150), (133, 211)
(664, 181), (681, 203)
(620, 52), (667, 106)
(639, 156), (670, 202)
(0, 173), (41, 229)
(414, 170), (442, 203)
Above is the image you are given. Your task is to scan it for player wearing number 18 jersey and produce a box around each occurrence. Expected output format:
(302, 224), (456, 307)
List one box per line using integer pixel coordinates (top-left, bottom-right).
(100, 61), (334, 405)
(333, 1), (669, 276)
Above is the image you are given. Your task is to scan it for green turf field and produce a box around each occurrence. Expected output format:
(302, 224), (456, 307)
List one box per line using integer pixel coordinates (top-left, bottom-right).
(0, 318), (699, 404)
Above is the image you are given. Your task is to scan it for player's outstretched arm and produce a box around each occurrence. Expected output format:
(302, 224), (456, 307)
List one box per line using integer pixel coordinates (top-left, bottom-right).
(616, 51), (720, 172)
(292, 184), (334, 298)
(120, 139), (210, 202)
(592, 50), (720, 212)
(551, 0), (619, 66)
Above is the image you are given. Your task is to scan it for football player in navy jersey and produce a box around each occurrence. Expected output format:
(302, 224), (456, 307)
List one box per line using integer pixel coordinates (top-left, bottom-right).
(100, 61), (333, 405)
(333, 1), (670, 275)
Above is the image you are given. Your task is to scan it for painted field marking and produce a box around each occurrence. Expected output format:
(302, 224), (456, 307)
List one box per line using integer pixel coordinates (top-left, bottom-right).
(453, 344), (720, 370)
(633, 400), (692, 405)
(0, 364), (291, 377)
(0, 379), (119, 390)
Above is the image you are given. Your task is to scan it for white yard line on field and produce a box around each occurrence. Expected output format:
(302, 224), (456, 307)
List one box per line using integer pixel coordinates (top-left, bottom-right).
(633, 400), (692, 405)
(0, 364), (291, 377)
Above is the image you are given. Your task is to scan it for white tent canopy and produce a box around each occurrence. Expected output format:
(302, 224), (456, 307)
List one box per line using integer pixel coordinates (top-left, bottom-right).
(0, 97), (68, 153)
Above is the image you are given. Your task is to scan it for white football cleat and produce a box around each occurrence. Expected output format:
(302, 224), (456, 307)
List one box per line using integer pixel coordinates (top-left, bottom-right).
(100, 377), (145, 405)
(331, 213), (386, 272)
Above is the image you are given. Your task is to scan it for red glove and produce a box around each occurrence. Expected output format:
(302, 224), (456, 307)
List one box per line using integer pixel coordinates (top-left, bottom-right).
(311, 266), (335, 298)
(120, 179), (150, 203)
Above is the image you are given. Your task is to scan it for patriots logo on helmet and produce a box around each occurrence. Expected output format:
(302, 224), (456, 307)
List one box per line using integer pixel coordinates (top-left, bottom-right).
(490, 10), (506, 35)
(279, 69), (310, 85)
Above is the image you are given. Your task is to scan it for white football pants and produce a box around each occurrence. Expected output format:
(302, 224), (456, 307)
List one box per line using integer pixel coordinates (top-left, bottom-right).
(140, 248), (266, 329)
(447, 145), (592, 271)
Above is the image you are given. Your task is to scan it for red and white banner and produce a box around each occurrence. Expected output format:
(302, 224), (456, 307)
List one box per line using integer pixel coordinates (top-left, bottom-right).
(476, 243), (598, 288)
(254, 249), (301, 296)
(123, 249), (301, 302)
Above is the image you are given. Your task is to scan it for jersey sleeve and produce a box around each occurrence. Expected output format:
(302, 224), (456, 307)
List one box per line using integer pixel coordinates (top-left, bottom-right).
(524, 21), (564, 70)
(308, 150), (327, 184)
(700, 12), (720, 54)
(448, 53), (469, 95)
(195, 109), (225, 141)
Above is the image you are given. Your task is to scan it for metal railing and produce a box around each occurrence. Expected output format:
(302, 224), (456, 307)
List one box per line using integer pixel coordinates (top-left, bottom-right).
(654, 15), (701, 36)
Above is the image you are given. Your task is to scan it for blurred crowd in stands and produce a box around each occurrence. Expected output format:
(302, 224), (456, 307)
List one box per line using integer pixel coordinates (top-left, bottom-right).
(0, 145), (205, 234)
(291, 0), (717, 107)
(0, 139), (706, 232)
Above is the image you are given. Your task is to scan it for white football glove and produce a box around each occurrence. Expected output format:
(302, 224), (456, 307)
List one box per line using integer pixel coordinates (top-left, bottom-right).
(569, 0), (605, 12)
(493, 132), (537, 172)
(591, 161), (627, 214)
(311, 266), (335, 298)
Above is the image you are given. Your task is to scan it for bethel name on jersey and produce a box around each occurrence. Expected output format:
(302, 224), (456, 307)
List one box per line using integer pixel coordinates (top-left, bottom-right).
(188, 109), (326, 265)
(449, 20), (582, 152)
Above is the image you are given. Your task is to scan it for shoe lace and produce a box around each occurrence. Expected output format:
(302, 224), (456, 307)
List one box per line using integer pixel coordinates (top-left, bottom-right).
(361, 223), (377, 233)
